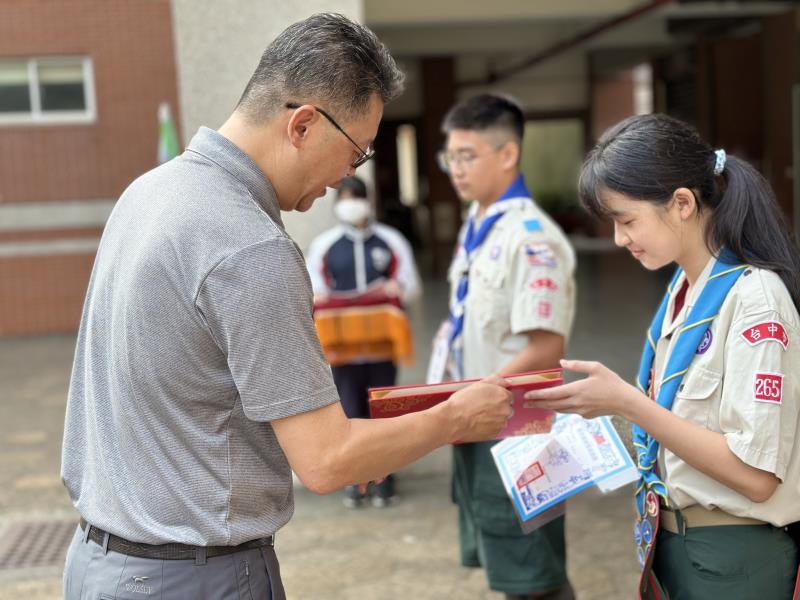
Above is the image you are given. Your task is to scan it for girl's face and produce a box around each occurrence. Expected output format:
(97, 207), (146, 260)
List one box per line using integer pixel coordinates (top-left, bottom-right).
(601, 189), (684, 271)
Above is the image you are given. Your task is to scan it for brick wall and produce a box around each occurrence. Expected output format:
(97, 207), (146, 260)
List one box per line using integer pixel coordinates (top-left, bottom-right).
(0, 252), (96, 336)
(0, 0), (179, 336)
(0, 0), (181, 203)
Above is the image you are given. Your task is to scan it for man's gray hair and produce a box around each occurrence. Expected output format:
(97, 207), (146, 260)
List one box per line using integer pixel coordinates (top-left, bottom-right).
(237, 13), (404, 123)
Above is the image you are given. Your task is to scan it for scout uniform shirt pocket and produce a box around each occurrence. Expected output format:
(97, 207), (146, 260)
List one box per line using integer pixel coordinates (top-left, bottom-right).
(673, 365), (722, 428)
(468, 264), (508, 328)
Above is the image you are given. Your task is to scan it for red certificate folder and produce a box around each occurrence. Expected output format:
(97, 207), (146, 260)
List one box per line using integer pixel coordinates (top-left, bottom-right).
(368, 369), (562, 439)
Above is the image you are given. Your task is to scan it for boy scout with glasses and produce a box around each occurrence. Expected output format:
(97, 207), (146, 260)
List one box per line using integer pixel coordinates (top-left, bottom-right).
(437, 94), (577, 600)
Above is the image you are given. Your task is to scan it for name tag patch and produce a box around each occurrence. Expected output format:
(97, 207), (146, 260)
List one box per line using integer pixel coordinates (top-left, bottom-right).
(741, 322), (788, 350)
(754, 372), (783, 404)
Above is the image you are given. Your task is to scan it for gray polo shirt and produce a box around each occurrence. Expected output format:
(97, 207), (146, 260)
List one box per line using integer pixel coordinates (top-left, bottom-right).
(61, 127), (340, 546)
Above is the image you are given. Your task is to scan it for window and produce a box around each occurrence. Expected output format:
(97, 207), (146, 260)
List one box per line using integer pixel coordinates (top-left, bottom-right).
(0, 57), (96, 124)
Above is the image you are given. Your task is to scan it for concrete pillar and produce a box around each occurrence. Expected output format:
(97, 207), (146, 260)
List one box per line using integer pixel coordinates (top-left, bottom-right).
(420, 56), (458, 275)
(170, 1), (365, 252)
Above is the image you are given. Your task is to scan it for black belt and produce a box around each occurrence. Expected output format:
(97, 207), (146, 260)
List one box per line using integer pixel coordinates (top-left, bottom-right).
(79, 518), (274, 561)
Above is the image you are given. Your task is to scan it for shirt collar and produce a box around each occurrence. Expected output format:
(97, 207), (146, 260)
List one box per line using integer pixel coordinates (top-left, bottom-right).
(341, 222), (374, 240)
(661, 255), (717, 338)
(185, 127), (283, 227)
(497, 173), (531, 202)
(468, 173), (534, 228)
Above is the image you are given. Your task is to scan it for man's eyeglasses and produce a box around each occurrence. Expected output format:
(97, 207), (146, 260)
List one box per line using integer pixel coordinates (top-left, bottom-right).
(285, 103), (375, 169)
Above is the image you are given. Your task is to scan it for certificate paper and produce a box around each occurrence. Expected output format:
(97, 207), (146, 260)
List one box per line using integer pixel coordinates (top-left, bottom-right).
(491, 414), (638, 533)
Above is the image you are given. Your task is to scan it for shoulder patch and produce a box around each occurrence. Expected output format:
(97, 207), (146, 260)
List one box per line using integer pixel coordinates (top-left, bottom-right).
(523, 218), (542, 232)
(529, 277), (559, 292)
(523, 243), (556, 267)
(741, 322), (788, 350)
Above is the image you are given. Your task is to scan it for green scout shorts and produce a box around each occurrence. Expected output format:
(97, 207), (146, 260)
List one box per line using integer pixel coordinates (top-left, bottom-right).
(652, 523), (798, 599)
(453, 441), (568, 595)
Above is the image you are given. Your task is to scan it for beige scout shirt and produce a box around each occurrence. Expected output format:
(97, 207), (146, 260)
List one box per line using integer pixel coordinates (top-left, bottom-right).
(653, 258), (800, 526)
(449, 200), (576, 380)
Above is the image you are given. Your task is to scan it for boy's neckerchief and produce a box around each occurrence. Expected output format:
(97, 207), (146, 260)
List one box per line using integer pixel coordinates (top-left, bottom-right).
(447, 175), (533, 379)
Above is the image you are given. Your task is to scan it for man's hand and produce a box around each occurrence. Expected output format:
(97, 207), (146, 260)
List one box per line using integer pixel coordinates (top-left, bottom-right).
(440, 375), (513, 443)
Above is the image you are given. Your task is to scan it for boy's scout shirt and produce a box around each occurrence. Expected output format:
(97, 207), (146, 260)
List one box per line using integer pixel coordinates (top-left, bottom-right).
(448, 200), (576, 380)
(652, 258), (800, 526)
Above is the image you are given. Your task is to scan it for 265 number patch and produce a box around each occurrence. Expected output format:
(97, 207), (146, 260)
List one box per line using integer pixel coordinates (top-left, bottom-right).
(754, 372), (783, 404)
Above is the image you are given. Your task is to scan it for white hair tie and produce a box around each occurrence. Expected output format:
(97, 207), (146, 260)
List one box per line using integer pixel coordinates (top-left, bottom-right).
(713, 149), (726, 176)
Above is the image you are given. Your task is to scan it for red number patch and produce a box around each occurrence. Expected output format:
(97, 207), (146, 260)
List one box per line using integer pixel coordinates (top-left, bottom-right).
(537, 300), (552, 319)
(754, 372), (783, 404)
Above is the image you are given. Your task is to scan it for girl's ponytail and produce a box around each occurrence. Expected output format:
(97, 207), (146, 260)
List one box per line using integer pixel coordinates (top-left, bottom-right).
(709, 155), (800, 307)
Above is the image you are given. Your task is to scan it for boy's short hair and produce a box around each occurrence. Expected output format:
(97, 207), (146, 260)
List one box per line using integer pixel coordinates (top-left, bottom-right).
(441, 94), (524, 141)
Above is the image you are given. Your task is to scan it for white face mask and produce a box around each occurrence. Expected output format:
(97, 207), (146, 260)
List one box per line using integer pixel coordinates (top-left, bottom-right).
(335, 198), (372, 225)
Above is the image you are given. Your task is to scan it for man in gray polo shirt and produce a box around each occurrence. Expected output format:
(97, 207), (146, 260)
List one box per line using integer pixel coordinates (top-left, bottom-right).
(61, 13), (513, 600)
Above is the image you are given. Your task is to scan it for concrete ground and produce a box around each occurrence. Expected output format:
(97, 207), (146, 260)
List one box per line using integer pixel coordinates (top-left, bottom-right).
(0, 247), (668, 599)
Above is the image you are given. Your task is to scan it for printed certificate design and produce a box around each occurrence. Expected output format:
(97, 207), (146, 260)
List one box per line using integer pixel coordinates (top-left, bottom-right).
(491, 414), (638, 532)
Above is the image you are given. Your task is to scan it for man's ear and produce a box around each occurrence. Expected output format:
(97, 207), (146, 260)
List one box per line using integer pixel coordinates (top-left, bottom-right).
(286, 105), (318, 149)
(672, 187), (698, 221)
(499, 141), (520, 171)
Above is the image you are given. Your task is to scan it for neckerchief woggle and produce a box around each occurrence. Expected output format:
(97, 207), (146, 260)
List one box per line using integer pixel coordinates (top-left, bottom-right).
(447, 175), (535, 379)
(632, 251), (746, 577)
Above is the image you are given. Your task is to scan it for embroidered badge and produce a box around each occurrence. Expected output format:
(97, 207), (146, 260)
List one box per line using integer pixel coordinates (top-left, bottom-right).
(645, 491), (658, 517)
(523, 243), (556, 267)
(696, 329), (713, 354)
(641, 519), (653, 545)
(528, 277), (559, 292)
(516, 460), (544, 489)
(741, 322), (788, 350)
(370, 247), (392, 272)
(537, 300), (552, 319)
(523, 218), (542, 232)
(754, 372), (783, 404)
(489, 245), (502, 260)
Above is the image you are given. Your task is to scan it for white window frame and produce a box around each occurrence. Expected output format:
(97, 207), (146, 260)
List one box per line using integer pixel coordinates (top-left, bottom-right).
(0, 56), (96, 126)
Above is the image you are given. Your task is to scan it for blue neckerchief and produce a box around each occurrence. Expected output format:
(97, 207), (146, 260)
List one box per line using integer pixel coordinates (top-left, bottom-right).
(447, 174), (533, 378)
(633, 252), (746, 517)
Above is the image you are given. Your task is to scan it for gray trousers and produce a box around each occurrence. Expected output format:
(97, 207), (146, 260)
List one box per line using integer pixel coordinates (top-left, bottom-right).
(63, 525), (286, 600)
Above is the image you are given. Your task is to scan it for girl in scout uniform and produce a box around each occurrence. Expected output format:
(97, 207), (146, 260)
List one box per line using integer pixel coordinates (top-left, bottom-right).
(526, 113), (800, 599)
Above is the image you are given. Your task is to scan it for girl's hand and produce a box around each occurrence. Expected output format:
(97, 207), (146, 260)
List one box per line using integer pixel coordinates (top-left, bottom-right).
(524, 359), (640, 419)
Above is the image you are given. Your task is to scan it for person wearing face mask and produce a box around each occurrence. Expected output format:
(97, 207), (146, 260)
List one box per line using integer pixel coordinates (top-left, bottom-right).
(306, 175), (422, 508)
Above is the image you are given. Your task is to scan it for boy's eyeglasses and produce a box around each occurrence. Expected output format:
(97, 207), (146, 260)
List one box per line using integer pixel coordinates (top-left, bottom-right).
(436, 145), (505, 173)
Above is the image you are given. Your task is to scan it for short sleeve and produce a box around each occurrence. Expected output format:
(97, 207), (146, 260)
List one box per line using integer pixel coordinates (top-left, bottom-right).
(196, 238), (340, 422)
(509, 235), (574, 337)
(720, 311), (800, 480)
